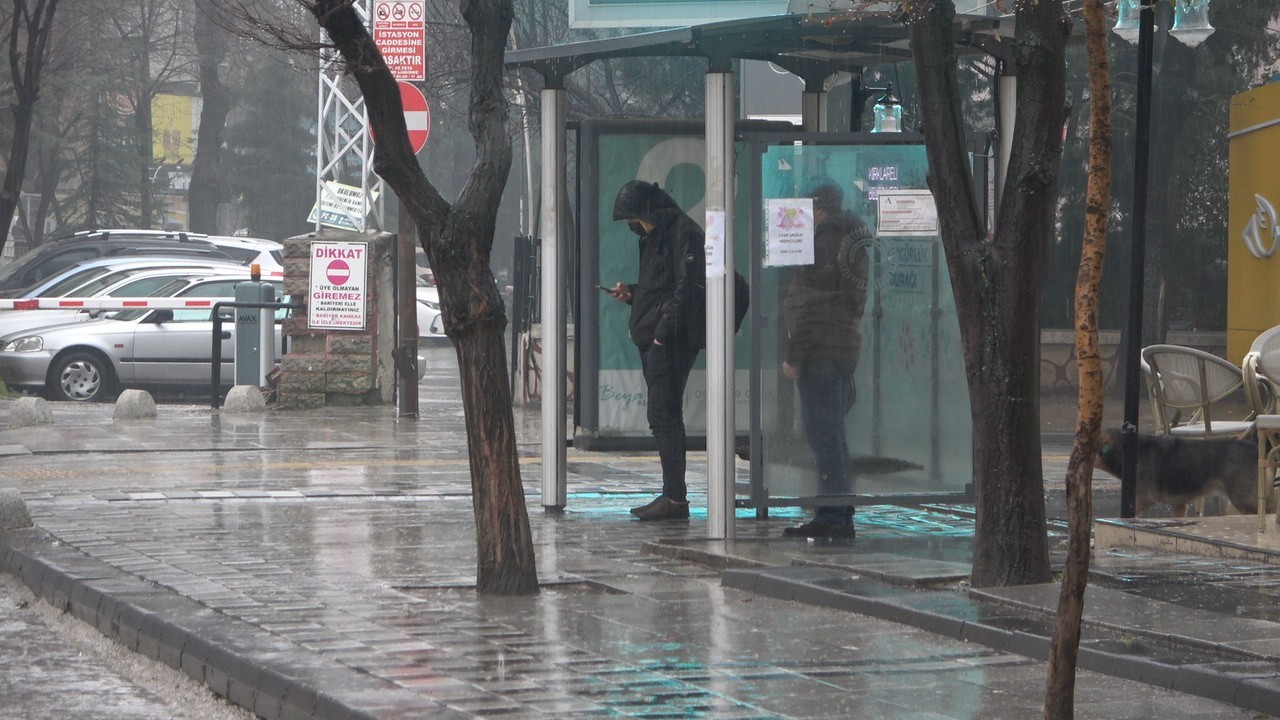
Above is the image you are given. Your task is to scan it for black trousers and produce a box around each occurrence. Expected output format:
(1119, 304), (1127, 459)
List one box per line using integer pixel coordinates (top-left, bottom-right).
(639, 341), (699, 502)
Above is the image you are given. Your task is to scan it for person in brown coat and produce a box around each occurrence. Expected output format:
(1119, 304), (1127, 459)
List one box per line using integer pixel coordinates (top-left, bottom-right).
(781, 181), (872, 538)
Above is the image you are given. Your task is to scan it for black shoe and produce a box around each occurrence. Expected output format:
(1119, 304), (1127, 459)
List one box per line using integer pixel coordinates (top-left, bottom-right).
(783, 521), (855, 538)
(630, 496), (664, 516)
(631, 496), (690, 521)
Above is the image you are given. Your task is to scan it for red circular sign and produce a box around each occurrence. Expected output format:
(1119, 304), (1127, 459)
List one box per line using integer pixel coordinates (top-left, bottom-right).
(369, 82), (431, 154)
(327, 259), (351, 285)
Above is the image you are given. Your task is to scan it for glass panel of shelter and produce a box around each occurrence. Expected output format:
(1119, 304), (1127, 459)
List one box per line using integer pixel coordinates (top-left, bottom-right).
(578, 121), (974, 509)
(751, 140), (973, 509)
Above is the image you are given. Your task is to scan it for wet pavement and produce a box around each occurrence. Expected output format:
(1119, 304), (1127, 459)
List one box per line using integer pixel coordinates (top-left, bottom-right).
(0, 572), (251, 720)
(0, 347), (1277, 719)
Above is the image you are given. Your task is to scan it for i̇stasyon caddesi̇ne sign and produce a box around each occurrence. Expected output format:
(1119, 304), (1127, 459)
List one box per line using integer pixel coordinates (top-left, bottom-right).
(308, 241), (368, 330)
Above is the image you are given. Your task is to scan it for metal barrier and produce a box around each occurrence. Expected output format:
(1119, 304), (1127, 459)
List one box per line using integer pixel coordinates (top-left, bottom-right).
(210, 300), (303, 409)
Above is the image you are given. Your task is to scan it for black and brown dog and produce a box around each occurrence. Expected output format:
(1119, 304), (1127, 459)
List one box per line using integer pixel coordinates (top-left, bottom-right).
(1095, 428), (1273, 517)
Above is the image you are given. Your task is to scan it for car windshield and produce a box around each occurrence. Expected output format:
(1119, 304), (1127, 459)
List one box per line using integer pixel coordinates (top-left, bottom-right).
(0, 243), (59, 289)
(50, 267), (155, 297)
(107, 278), (195, 322)
(109, 279), (279, 322)
(34, 266), (118, 297)
(106, 274), (197, 297)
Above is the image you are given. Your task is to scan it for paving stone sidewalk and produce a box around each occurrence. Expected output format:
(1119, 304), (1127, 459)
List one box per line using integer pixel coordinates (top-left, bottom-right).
(0, 355), (1277, 718)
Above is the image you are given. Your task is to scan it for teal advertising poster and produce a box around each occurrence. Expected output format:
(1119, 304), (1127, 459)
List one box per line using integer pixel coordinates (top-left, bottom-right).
(582, 120), (756, 444)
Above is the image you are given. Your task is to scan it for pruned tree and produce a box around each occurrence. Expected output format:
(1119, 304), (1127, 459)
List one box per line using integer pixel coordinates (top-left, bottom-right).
(291, 0), (537, 594)
(0, 0), (61, 253)
(908, 0), (1068, 586)
(224, 48), (315, 240)
(1044, 0), (1111, 714)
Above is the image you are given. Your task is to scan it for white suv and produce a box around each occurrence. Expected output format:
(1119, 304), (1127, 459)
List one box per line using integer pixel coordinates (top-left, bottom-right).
(69, 230), (283, 271)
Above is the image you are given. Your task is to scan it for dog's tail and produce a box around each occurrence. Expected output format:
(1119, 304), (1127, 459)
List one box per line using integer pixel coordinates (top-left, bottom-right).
(1221, 472), (1277, 515)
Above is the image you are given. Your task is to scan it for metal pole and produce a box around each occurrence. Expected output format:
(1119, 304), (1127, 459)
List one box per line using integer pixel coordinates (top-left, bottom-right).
(540, 85), (568, 509)
(397, 209), (419, 418)
(800, 90), (826, 133)
(1120, 6), (1154, 519)
(705, 70), (735, 540)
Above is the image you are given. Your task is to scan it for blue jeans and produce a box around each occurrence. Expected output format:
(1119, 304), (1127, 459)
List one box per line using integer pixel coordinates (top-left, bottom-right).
(640, 341), (699, 502)
(795, 360), (855, 524)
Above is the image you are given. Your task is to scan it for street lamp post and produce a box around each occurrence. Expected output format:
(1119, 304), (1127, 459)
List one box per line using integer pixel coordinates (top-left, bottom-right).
(1113, 0), (1214, 517)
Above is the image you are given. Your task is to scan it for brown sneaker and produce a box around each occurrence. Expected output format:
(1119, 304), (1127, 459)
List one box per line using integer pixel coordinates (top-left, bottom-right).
(631, 496), (690, 521)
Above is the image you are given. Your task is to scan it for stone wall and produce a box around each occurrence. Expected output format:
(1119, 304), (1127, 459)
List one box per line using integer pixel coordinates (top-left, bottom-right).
(277, 231), (396, 409)
(1039, 329), (1227, 396)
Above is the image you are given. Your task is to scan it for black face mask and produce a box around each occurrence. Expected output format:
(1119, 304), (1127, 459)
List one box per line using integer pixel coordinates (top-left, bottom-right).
(627, 220), (647, 237)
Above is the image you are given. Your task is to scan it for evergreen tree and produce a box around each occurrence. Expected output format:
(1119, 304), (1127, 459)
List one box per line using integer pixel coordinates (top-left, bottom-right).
(58, 80), (144, 231)
(225, 50), (315, 240)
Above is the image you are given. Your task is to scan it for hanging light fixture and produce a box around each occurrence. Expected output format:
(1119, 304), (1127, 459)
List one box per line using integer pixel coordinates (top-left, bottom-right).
(1112, 0), (1142, 44)
(872, 83), (902, 133)
(1170, 0), (1215, 47)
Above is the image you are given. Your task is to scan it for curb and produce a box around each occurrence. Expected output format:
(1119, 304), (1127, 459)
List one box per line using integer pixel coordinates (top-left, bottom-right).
(721, 565), (1280, 716)
(0, 528), (460, 720)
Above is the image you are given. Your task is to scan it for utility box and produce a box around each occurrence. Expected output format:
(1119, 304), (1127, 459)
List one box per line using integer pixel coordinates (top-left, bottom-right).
(277, 230), (396, 409)
(234, 277), (276, 386)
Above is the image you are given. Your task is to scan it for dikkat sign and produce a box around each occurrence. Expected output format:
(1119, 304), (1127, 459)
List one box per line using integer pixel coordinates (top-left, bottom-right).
(308, 241), (368, 330)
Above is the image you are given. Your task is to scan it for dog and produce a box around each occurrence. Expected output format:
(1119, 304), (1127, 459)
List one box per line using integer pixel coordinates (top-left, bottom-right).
(1094, 428), (1273, 517)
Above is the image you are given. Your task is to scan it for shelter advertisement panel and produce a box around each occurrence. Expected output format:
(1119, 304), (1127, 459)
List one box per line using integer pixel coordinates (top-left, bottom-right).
(1227, 82), (1280, 361)
(579, 120), (758, 447)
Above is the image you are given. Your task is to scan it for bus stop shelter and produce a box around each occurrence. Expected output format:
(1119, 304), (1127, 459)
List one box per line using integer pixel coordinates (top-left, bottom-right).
(506, 10), (1019, 540)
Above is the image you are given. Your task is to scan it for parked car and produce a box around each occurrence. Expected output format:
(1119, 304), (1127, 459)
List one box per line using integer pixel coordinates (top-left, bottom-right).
(7, 255), (250, 299)
(0, 265), (253, 340)
(416, 276), (446, 341)
(0, 273), (287, 402)
(64, 229), (285, 271)
(0, 230), (283, 295)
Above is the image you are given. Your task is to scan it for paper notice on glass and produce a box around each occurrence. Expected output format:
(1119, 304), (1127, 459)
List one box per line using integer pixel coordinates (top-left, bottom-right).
(877, 190), (939, 236)
(704, 208), (726, 277)
(764, 198), (815, 267)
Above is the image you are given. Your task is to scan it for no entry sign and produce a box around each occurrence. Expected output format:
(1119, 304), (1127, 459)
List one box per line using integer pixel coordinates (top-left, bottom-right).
(399, 82), (431, 154)
(370, 82), (431, 155)
(309, 241), (368, 330)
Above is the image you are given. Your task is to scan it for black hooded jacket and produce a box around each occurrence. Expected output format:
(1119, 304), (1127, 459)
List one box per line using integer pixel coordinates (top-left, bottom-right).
(613, 181), (707, 349)
(629, 207), (706, 348)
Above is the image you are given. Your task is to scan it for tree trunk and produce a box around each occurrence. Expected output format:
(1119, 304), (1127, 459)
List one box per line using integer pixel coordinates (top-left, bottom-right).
(1045, 0), (1111, 715)
(0, 0), (60, 253)
(1144, 14), (1196, 343)
(910, 0), (1066, 586)
(311, 0), (539, 595)
(188, 0), (231, 234)
(0, 100), (36, 253)
(135, 93), (154, 226)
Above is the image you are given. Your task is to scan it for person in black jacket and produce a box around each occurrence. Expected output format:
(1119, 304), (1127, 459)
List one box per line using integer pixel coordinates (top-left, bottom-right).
(781, 181), (872, 538)
(604, 180), (706, 521)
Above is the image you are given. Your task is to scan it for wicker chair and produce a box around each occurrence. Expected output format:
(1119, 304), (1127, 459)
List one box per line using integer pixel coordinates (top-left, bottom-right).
(1140, 344), (1257, 438)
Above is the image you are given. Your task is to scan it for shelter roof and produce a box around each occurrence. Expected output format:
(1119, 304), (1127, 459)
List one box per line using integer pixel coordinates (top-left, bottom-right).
(505, 11), (1014, 83)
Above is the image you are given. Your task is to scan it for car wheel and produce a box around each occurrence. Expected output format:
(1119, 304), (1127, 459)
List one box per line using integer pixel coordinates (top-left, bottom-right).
(48, 350), (116, 402)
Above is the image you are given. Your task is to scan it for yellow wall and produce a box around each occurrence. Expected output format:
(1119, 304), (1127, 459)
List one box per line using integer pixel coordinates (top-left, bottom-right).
(152, 93), (195, 164)
(1228, 81), (1280, 361)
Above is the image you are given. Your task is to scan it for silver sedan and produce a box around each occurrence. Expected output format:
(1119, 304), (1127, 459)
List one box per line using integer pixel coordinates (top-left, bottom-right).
(0, 275), (284, 402)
